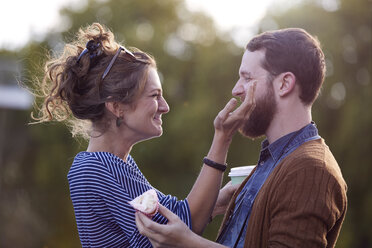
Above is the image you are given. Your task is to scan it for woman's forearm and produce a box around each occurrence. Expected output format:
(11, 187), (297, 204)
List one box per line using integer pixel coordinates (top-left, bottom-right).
(186, 83), (256, 234)
(186, 132), (231, 234)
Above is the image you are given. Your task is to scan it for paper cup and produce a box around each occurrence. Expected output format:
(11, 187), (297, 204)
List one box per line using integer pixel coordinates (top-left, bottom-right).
(228, 165), (256, 185)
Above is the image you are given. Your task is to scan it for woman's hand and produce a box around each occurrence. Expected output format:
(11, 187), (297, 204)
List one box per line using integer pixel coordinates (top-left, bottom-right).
(212, 181), (240, 218)
(214, 81), (256, 141)
(136, 204), (195, 248)
(136, 204), (229, 248)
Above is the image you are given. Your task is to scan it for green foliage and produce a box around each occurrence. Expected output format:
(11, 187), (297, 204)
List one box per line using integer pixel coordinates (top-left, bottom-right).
(0, 0), (370, 247)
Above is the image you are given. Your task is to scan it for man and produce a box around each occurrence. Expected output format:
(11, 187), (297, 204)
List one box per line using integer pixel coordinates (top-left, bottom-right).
(135, 28), (347, 248)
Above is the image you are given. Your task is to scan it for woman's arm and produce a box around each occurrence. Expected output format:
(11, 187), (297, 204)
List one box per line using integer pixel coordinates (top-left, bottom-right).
(186, 82), (256, 234)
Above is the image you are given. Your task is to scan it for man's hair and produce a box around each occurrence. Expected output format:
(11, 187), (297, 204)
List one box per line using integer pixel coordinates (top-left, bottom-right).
(246, 28), (326, 105)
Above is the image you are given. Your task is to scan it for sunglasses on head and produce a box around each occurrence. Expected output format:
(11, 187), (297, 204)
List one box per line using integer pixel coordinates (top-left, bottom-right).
(77, 40), (148, 81)
(101, 46), (137, 80)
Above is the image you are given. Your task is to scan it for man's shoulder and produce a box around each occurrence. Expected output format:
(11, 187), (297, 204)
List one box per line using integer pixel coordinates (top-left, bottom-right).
(281, 138), (346, 189)
(287, 138), (335, 166)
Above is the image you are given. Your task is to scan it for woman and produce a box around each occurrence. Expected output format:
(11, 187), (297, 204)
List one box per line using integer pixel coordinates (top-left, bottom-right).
(33, 23), (256, 247)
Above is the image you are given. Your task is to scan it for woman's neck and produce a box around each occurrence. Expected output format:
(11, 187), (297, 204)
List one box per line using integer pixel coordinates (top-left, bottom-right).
(87, 131), (133, 162)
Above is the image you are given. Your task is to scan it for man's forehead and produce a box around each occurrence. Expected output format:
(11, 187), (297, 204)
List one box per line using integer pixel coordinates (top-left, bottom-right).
(239, 69), (251, 77)
(240, 50), (266, 74)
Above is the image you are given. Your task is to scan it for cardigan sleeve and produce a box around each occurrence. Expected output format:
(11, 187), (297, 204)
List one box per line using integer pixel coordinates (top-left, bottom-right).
(267, 161), (347, 248)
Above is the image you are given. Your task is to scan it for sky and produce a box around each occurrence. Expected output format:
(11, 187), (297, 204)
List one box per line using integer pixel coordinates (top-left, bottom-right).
(0, 0), (285, 50)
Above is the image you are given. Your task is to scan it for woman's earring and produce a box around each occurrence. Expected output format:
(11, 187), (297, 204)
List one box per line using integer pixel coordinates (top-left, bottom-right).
(116, 116), (123, 127)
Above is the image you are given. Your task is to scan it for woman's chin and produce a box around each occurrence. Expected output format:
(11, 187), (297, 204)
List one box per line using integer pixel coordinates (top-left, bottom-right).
(155, 128), (163, 137)
(141, 129), (163, 141)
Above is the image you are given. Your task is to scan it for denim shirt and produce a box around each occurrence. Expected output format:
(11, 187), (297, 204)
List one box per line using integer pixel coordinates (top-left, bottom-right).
(217, 122), (320, 248)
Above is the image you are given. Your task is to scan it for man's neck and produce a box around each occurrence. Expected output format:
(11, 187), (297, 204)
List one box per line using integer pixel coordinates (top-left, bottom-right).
(265, 108), (312, 144)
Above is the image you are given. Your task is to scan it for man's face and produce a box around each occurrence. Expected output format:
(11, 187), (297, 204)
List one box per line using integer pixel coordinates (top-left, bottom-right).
(232, 50), (277, 139)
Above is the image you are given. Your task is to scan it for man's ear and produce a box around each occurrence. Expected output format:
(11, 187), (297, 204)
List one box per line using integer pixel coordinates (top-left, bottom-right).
(278, 72), (296, 97)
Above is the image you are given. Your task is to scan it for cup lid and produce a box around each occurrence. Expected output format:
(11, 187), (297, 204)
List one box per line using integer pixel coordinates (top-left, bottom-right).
(228, 165), (255, 177)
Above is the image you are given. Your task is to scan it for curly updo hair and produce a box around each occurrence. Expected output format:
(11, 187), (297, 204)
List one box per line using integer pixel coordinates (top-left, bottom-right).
(33, 23), (156, 138)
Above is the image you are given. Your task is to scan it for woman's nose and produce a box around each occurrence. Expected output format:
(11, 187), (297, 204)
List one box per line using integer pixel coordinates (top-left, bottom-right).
(159, 97), (170, 113)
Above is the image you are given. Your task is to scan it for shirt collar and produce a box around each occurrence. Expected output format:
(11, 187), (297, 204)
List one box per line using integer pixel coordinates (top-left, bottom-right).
(260, 122), (319, 162)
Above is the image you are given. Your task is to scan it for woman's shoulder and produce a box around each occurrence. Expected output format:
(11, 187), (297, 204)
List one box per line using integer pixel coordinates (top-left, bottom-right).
(68, 151), (143, 182)
(71, 151), (134, 169)
(67, 152), (105, 181)
(70, 151), (105, 170)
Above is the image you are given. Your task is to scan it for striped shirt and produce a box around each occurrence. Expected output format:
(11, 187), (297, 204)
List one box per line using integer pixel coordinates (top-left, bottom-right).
(67, 151), (192, 248)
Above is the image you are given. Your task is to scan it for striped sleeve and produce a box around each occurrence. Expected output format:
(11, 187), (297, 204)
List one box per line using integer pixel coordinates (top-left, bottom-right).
(155, 193), (192, 229)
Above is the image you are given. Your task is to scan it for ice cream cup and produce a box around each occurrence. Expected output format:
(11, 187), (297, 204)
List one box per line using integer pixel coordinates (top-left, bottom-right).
(228, 165), (256, 185)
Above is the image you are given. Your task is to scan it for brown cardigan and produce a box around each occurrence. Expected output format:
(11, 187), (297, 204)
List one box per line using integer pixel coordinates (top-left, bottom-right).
(217, 139), (347, 248)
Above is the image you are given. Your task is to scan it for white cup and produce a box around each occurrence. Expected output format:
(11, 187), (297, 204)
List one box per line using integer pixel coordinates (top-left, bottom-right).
(228, 165), (256, 185)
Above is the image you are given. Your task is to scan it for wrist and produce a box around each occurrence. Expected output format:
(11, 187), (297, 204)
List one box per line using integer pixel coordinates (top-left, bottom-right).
(181, 228), (203, 248)
(203, 157), (227, 172)
(210, 132), (232, 153)
(213, 130), (233, 145)
(206, 133), (231, 164)
(192, 232), (227, 248)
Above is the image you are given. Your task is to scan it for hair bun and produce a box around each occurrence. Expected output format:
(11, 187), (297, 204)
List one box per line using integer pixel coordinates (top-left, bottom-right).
(86, 40), (102, 58)
(77, 40), (103, 63)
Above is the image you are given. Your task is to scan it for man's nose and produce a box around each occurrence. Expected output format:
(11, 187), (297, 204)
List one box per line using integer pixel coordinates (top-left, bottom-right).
(232, 81), (244, 97)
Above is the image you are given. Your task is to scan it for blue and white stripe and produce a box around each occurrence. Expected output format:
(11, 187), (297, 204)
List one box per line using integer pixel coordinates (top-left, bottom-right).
(68, 151), (192, 248)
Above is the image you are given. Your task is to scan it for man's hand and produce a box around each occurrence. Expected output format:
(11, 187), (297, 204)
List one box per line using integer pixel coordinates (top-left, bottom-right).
(212, 181), (240, 218)
(136, 204), (195, 248)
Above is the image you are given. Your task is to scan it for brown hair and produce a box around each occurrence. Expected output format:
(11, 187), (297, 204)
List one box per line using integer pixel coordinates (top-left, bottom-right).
(246, 28), (326, 105)
(32, 23), (156, 138)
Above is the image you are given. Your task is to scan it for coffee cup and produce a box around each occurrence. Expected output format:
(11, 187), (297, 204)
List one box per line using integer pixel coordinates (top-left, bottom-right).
(228, 165), (256, 185)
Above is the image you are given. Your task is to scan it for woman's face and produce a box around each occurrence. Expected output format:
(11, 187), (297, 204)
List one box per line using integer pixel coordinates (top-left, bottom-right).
(121, 67), (170, 142)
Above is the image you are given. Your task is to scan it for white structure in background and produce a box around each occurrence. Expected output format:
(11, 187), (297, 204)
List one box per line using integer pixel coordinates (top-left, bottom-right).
(0, 57), (33, 110)
(0, 85), (33, 110)
(0, 57), (34, 167)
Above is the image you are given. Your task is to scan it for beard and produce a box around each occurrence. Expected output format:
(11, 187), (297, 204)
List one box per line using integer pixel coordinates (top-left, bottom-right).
(239, 79), (277, 139)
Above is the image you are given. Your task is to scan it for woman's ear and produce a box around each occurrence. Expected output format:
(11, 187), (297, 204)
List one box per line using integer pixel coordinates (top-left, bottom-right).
(278, 72), (296, 97)
(105, 101), (123, 118)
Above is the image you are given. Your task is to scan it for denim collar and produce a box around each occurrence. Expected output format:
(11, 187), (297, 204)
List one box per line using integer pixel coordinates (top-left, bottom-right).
(260, 122), (319, 162)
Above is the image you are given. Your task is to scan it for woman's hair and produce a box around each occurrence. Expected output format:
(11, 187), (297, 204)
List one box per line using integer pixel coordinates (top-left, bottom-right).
(32, 23), (156, 138)
(246, 28), (326, 105)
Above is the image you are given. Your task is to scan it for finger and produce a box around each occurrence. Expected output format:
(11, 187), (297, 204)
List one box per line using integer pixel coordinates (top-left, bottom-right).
(243, 81), (257, 114)
(136, 211), (163, 235)
(234, 81), (257, 117)
(157, 204), (180, 223)
(217, 98), (238, 121)
(229, 182), (241, 191)
(221, 181), (232, 190)
(222, 181), (239, 194)
(243, 81), (256, 107)
(135, 212), (170, 245)
(135, 212), (149, 235)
